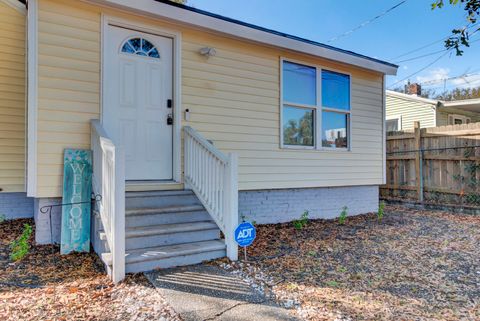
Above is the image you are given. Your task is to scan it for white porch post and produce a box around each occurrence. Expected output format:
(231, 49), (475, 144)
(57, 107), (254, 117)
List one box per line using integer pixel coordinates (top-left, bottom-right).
(112, 146), (125, 283)
(225, 152), (238, 261)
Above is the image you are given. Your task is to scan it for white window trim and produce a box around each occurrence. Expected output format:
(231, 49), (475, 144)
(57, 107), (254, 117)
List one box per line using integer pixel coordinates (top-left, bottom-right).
(280, 57), (352, 151)
(448, 114), (471, 125)
(101, 15), (183, 183)
(27, 0), (38, 197)
(386, 114), (402, 131)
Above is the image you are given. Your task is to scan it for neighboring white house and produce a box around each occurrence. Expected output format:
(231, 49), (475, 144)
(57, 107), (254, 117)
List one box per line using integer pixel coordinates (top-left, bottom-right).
(0, 0), (398, 281)
(386, 89), (480, 131)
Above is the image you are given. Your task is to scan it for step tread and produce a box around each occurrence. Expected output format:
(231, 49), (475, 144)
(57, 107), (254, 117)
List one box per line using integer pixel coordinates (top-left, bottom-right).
(126, 204), (205, 216)
(125, 221), (218, 238)
(126, 190), (193, 198)
(102, 239), (226, 265)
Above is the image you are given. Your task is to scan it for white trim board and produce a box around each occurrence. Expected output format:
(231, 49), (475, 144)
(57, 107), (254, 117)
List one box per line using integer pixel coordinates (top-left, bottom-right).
(27, 0), (38, 197)
(101, 15), (183, 184)
(86, 0), (397, 75)
(386, 90), (438, 105)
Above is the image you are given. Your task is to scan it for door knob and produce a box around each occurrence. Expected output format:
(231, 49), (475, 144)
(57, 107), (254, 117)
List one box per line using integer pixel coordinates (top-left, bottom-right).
(167, 113), (173, 125)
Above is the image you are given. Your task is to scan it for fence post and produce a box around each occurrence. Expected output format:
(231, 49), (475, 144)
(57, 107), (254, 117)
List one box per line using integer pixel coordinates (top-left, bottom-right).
(414, 121), (424, 202)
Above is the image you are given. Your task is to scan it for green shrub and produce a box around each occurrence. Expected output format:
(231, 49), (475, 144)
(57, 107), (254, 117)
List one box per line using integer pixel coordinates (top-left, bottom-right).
(10, 223), (32, 261)
(378, 201), (385, 222)
(0, 214), (5, 223)
(293, 210), (309, 230)
(339, 206), (348, 225)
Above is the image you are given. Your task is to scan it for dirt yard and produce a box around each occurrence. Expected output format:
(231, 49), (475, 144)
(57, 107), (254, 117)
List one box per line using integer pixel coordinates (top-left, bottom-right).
(220, 205), (480, 321)
(0, 219), (179, 321)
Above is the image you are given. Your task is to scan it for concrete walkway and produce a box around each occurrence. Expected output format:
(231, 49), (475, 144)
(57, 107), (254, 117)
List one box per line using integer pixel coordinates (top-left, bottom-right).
(145, 265), (298, 321)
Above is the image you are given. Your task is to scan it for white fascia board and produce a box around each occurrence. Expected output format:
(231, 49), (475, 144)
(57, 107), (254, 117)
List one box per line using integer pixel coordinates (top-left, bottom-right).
(87, 0), (398, 75)
(441, 98), (480, 108)
(386, 90), (438, 105)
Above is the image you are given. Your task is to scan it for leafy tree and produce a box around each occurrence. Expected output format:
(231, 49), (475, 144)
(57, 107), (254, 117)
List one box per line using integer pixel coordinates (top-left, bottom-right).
(436, 86), (480, 100)
(432, 0), (480, 55)
(283, 112), (313, 146)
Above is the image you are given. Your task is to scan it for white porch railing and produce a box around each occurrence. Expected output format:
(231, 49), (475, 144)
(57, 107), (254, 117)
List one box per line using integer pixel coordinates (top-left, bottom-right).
(91, 120), (125, 283)
(183, 126), (238, 261)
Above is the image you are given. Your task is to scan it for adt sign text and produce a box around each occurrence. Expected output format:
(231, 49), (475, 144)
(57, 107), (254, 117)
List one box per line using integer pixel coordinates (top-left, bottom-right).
(234, 222), (256, 247)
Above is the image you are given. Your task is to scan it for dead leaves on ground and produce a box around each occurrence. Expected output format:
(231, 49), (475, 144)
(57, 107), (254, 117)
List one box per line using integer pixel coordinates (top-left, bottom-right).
(224, 206), (480, 320)
(0, 219), (179, 321)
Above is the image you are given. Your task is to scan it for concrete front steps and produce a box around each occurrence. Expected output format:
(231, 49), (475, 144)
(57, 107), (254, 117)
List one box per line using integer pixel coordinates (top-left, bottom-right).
(95, 189), (226, 274)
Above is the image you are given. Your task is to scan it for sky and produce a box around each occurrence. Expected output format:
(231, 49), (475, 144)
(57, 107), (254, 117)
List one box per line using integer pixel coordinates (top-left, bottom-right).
(187, 0), (480, 95)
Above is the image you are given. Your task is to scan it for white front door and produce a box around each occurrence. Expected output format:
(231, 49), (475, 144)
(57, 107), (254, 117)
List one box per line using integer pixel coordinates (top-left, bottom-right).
(104, 25), (173, 180)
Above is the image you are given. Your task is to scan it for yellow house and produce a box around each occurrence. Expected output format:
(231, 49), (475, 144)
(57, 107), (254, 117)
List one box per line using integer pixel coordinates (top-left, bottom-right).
(0, 0), (398, 281)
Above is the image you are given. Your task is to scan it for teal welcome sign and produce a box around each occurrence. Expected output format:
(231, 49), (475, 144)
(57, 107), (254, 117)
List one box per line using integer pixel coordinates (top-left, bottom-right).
(60, 149), (92, 255)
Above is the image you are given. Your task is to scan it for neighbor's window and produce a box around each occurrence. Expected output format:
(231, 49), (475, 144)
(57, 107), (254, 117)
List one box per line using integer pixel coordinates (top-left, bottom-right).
(281, 60), (350, 149)
(386, 116), (401, 132)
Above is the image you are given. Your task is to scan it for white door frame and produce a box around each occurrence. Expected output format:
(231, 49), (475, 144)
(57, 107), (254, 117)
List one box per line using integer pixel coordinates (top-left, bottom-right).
(101, 14), (182, 183)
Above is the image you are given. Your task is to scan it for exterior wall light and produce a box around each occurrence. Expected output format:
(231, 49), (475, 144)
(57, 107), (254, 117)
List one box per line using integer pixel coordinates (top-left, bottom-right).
(198, 47), (216, 57)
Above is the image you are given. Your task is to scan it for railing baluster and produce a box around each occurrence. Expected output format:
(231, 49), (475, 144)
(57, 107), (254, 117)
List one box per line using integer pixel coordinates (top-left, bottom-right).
(183, 126), (238, 261)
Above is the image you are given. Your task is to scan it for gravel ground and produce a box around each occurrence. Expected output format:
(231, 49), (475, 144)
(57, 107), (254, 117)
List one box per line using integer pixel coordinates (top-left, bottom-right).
(0, 219), (180, 321)
(216, 205), (480, 321)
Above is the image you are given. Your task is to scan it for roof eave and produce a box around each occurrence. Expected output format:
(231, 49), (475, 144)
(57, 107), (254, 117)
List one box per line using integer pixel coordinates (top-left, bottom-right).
(86, 0), (398, 75)
(386, 90), (439, 105)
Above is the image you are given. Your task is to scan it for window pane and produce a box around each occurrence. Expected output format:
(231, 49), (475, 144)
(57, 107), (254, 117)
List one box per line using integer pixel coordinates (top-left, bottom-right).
(386, 119), (399, 132)
(283, 61), (316, 105)
(283, 105), (314, 146)
(322, 70), (350, 110)
(322, 111), (348, 148)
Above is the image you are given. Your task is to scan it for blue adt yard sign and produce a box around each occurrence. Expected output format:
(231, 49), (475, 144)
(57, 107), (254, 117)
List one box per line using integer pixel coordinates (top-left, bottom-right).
(234, 222), (256, 247)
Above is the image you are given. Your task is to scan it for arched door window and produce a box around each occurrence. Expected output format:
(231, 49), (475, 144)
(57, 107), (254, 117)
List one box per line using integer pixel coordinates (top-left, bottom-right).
(121, 37), (160, 58)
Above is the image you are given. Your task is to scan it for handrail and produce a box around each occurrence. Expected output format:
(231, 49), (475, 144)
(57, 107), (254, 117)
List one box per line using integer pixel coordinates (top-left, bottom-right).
(183, 126), (238, 261)
(91, 119), (125, 283)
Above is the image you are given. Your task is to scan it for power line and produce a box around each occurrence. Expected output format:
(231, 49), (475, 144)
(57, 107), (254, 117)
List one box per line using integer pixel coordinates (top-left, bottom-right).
(394, 37), (480, 63)
(327, 0), (407, 43)
(420, 71), (480, 86)
(390, 22), (479, 61)
(387, 50), (451, 89)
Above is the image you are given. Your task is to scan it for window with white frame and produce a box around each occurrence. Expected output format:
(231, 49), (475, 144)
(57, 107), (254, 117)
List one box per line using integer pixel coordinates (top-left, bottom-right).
(448, 114), (471, 125)
(386, 115), (402, 132)
(281, 60), (350, 149)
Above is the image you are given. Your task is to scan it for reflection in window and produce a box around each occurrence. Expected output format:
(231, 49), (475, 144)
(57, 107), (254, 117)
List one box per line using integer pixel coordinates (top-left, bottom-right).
(322, 112), (348, 148)
(386, 119), (399, 132)
(282, 61), (316, 105)
(121, 38), (160, 58)
(281, 60), (351, 149)
(283, 106), (314, 146)
(322, 70), (350, 111)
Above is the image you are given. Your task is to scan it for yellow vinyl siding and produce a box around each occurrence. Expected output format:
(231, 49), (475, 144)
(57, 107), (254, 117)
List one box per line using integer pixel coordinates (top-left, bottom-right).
(386, 93), (436, 130)
(36, 0), (385, 196)
(36, 0), (100, 197)
(0, 1), (25, 193)
(181, 29), (384, 190)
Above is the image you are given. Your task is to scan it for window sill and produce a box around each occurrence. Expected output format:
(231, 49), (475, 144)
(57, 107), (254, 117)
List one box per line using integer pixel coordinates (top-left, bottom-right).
(281, 145), (351, 152)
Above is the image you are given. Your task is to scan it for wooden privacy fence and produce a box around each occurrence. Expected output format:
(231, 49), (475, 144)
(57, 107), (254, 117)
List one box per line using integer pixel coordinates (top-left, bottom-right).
(381, 121), (480, 206)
